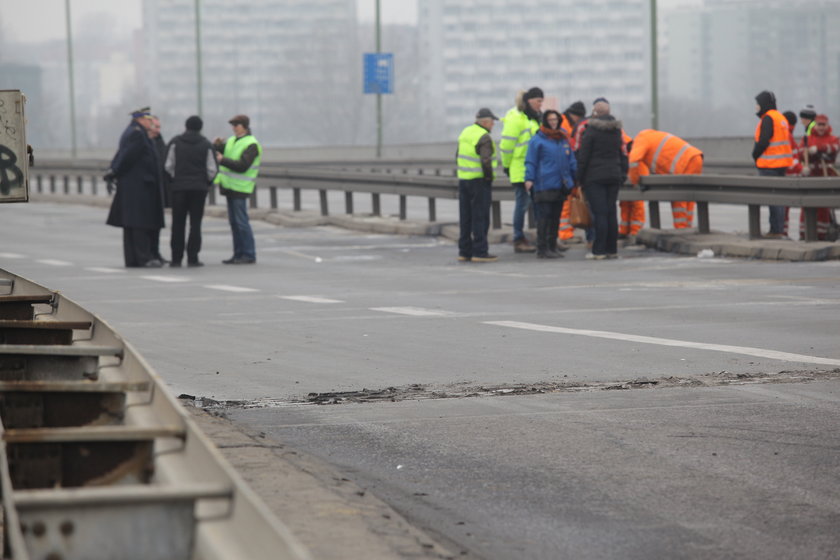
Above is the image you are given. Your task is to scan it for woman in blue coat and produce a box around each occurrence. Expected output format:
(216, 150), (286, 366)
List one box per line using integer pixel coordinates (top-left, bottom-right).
(525, 110), (577, 258)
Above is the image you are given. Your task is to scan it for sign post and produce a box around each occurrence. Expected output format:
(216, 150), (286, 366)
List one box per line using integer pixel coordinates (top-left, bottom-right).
(0, 90), (29, 203)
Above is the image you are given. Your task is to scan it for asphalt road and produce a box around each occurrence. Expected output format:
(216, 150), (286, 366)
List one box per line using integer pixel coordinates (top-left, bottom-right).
(3, 201), (840, 558)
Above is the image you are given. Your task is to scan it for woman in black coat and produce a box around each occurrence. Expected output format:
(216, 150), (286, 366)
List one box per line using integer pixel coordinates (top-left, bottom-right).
(575, 113), (628, 259)
(106, 113), (166, 267)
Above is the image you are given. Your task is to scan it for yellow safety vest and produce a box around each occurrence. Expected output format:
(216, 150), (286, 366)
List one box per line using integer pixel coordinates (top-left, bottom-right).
(457, 123), (496, 180)
(214, 134), (262, 194)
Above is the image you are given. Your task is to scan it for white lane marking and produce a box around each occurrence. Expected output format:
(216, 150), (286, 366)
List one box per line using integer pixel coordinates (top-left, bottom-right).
(36, 259), (72, 266)
(204, 284), (260, 293)
(280, 295), (344, 304)
(371, 306), (454, 317)
(85, 267), (125, 274)
(0, 252), (25, 259)
(485, 320), (840, 367)
(141, 275), (190, 283)
(280, 249), (322, 262)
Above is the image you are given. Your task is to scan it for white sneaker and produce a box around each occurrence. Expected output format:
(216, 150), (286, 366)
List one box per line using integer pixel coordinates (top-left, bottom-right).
(585, 252), (606, 260)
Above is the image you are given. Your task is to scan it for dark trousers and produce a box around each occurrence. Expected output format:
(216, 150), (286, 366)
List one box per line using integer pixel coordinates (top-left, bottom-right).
(758, 167), (787, 234)
(458, 178), (492, 258)
(534, 193), (566, 254)
(170, 190), (208, 264)
(123, 227), (154, 267)
(584, 182), (620, 256)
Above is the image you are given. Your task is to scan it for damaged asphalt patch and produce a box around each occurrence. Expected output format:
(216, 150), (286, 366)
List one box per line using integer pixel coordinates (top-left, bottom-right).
(180, 367), (840, 409)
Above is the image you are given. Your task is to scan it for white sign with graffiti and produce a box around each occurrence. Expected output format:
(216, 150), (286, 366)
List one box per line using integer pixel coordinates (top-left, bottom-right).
(0, 90), (28, 203)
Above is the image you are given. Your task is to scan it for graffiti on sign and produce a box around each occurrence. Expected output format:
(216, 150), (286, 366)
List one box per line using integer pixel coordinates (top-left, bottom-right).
(0, 90), (28, 203)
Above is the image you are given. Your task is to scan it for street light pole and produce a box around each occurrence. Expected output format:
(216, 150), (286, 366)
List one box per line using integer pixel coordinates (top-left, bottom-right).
(650, 0), (659, 130)
(195, 0), (203, 116)
(65, 0), (77, 158)
(375, 0), (382, 158)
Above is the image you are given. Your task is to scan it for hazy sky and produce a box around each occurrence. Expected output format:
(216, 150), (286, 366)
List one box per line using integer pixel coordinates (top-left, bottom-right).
(0, 0), (418, 45)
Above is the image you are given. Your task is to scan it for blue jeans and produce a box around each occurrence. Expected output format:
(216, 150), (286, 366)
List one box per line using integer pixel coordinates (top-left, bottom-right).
(512, 182), (531, 242)
(758, 167), (787, 234)
(584, 182), (620, 255)
(459, 179), (492, 258)
(226, 196), (256, 259)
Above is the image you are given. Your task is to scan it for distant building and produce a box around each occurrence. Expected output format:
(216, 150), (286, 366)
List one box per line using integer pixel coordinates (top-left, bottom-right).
(417, 0), (651, 139)
(142, 0), (358, 146)
(661, 0), (840, 136)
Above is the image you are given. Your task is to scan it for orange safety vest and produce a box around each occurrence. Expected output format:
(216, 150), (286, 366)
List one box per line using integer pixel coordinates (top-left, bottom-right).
(754, 110), (793, 169)
(628, 129), (703, 184)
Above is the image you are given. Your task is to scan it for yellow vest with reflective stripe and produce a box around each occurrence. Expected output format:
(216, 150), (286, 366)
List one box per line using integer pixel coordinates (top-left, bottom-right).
(214, 134), (262, 194)
(754, 110), (793, 169)
(457, 123), (496, 180)
(499, 109), (539, 182)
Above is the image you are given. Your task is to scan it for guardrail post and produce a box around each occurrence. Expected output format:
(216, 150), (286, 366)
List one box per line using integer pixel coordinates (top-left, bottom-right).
(428, 198), (436, 222)
(345, 191), (353, 214)
(293, 188), (301, 211)
(319, 189), (329, 216)
(803, 208), (818, 242)
(49, 175), (56, 194)
(249, 190), (257, 209)
(36, 175), (43, 193)
(492, 200), (502, 229)
(371, 193), (381, 216)
(270, 187), (278, 209)
(648, 201), (661, 229)
(76, 176), (83, 194)
(399, 195), (407, 220)
(91, 175), (98, 196)
(748, 205), (761, 239)
(697, 201), (710, 234)
(63, 175), (70, 194)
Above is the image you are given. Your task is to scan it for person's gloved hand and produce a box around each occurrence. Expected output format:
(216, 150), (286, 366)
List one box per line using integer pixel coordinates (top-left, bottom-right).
(808, 145), (818, 154)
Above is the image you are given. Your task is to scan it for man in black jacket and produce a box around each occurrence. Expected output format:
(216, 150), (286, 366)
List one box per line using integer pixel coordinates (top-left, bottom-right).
(165, 116), (218, 267)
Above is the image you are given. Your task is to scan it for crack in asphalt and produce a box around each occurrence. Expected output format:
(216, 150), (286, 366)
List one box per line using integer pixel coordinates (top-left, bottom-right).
(178, 368), (840, 409)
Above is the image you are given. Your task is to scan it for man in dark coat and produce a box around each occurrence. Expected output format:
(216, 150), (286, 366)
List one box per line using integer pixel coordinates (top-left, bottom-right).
(165, 116), (218, 267)
(106, 107), (166, 268)
(148, 115), (169, 263)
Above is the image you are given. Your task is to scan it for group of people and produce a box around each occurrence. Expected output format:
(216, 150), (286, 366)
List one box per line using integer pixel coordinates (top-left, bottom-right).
(105, 108), (263, 268)
(456, 87), (838, 263)
(755, 93), (839, 240)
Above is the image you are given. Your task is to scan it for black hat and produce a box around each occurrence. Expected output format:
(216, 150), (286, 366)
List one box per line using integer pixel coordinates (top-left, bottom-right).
(799, 104), (817, 119)
(228, 114), (250, 128)
(185, 115), (203, 131)
(566, 101), (586, 117)
(782, 111), (797, 128)
(523, 87), (544, 101)
(475, 107), (499, 121)
(593, 97), (609, 105)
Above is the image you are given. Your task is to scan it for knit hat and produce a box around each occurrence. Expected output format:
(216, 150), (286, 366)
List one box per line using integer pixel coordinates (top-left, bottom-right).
(566, 101), (586, 117)
(523, 87), (544, 101)
(799, 104), (817, 119)
(228, 114), (250, 128)
(185, 115), (203, 131)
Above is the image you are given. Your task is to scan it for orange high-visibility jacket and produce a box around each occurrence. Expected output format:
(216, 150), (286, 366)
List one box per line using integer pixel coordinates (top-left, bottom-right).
(754, 110), (793, 169)
(628, 129), (703, 185)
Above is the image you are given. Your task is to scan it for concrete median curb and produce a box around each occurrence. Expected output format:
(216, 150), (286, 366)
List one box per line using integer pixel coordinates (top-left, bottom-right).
(637, 229), (840, 261)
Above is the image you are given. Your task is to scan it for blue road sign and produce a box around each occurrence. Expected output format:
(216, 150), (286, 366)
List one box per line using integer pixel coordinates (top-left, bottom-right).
(363, 53), (394, 94)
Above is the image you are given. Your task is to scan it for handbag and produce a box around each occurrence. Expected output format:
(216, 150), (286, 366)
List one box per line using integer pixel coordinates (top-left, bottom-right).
(568, 187), (591, 228)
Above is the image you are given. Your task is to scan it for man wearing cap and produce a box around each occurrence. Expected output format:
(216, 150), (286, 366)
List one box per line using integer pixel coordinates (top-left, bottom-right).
(500, 87), (543, 253)
(214, 114), (261, 264)
(105, 107), (166, 268)
(165, 116), (218, 267)
(456, 108), (499, 262)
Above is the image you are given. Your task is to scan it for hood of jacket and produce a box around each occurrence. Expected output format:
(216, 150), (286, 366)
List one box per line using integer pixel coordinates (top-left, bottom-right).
(755, 90), (777, 117)
(587, 115), (623, 131)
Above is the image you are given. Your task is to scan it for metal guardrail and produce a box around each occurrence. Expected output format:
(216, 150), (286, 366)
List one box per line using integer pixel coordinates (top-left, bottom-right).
(0, 269), (311, 560)
(29, 160), (840, 242)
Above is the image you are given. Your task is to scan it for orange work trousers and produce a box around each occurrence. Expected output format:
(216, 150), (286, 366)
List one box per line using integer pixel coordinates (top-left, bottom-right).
(619, 201), (645, 236)
(671, 155), (703, 229)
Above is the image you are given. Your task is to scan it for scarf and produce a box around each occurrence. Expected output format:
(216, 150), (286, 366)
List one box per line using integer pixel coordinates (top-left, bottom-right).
(540, 125), (567, 141)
